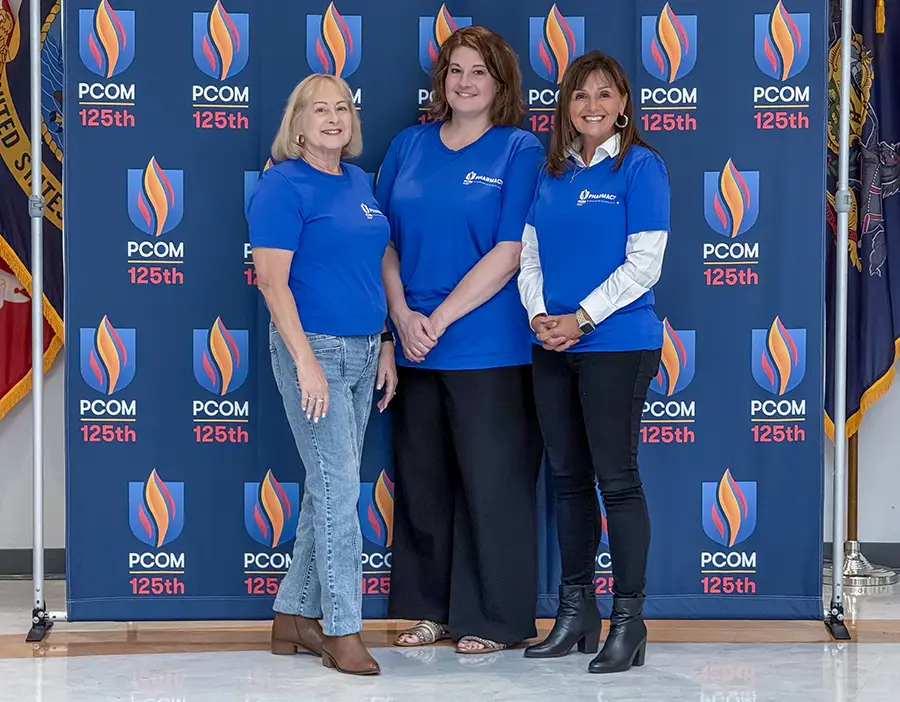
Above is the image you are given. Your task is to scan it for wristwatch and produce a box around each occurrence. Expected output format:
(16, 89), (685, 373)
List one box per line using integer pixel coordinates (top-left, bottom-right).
(575, 308), (595, 335)
(380, 331), (395, 344)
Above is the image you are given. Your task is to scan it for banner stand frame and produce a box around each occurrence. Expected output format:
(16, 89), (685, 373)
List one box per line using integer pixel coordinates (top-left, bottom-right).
(25, 0), (66, 643)
(825, 0), (854, 642)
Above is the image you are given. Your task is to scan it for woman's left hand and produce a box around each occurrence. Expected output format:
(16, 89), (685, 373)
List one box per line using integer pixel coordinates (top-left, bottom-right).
(376, 341), (398, 412)
(537, 313), (582, 352)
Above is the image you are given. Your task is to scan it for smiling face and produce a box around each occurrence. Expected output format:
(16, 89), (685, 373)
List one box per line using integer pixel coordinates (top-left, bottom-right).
(296, 79), (353, 156)
(444, 45), (498, 119)
(569, 70), (627, 147)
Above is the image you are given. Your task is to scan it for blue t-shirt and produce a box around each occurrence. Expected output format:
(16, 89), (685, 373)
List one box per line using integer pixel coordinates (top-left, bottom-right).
(247, 158), (390, 337)
(528, 145), (670, 352)
(375, 121), (543, 370)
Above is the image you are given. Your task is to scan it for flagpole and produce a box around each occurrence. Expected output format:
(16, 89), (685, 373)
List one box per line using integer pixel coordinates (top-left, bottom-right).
(826, 0), (854, 641)
(25, 0), (51, 643)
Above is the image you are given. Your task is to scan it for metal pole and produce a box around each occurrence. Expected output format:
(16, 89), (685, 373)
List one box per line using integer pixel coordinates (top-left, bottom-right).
(25, 0), (50, 643)
(826, 0), (854, 640)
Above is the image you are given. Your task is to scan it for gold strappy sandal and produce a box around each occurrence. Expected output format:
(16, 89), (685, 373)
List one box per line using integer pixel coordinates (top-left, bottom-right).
(393, 620), (451, 647)
(455, 635), (508, 654)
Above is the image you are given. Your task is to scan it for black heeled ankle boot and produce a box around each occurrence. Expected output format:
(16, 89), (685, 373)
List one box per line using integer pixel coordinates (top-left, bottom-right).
(588, 596), (646, 673)
(524, 584), (602, 658)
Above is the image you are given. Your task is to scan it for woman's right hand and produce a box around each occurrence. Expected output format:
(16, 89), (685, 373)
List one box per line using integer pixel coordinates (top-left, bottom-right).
(296, 350), (329, 423)
(394, 308), (438, 363)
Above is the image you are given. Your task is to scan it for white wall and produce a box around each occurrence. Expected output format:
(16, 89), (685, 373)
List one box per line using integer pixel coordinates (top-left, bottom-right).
(0, 351), (898, 550)
(0, 351), (66, 549)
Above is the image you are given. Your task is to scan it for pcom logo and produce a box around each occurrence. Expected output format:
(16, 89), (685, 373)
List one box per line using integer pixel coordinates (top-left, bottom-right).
(641, 3), (697, 83)
(419, 4), (471, 75)
(244, 470), (300, 548)
(702, 469), (756, 548)
(129, 469), (185, 548)
(80, 315), (136, 394)
(650, 319), (695, 396)
(306, 2), (362, 79)
(529, 4), (584, 84)
(127, 157), (184, 237)
(754, 1), (809, 81)
(79, 0), (135, 78)
(192, 1), (250, 81)
(359, 470), (394, 548)
(192, 317), (249, 395)
(751, 316), (806, 395)
(703, 159), (759, 238)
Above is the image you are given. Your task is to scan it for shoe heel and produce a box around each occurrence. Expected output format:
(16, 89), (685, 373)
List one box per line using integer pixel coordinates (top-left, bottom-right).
(577, 630), (600, 654)
(271, 640), (298, 655)
(322, 651), (337, 669)
(632, 641), (646, 667)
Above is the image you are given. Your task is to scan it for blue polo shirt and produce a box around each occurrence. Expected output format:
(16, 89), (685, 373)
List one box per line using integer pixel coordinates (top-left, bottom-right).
(375, 121), (543, 370)
(247, 158), (390, 336)
(528, 146), (670, 352)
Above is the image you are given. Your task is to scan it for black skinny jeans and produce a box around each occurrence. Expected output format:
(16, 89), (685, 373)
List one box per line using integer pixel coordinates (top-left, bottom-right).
(532, 344), (661, 598)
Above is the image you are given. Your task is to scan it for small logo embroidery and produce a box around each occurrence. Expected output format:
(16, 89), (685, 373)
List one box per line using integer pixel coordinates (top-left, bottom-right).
(361, 203), (384, 219)
(462, 171), (503, 188)
(577, 189), (619, 206)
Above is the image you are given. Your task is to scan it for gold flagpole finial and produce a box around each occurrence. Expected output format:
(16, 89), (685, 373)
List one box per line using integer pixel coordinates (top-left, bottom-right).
(876, 0), (885, 34)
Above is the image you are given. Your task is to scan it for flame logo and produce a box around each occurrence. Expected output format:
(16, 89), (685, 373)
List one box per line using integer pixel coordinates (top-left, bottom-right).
(139, 470), (177, 548)
(428, 4), (460, 65)
(252, 470), (293, 549)
(360, 471), (394, 547)
(315, 3), (354, 76)
(534, 4), (578, 84)
(764, 1), (802, 80)
(760, 316), (798, 395)
(200, 1), (242, 80)
(87, 315), (129, 394)
(654, 319), (689, 396)
(135, 157), (177, 238)
(650, 3), (690, 83)
(202, 317), (241, 395)
(87, 0), (128, 78)
(709, 470), (749, 548)
(713, 159), (752, 239)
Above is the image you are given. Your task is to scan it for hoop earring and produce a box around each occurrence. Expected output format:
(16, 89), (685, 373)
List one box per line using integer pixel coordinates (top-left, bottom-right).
(296, 134), (305, 145)
(615, 114), (629, 129)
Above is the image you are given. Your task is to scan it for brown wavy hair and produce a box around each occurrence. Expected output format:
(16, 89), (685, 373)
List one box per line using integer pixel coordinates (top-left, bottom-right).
(427, 26), (525, 126)
(547, 50), (657, 177)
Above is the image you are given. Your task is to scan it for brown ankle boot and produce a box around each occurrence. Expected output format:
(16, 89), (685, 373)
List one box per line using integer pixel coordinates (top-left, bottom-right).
(270, 613), (325, 657)
(321, 633), (380, 675)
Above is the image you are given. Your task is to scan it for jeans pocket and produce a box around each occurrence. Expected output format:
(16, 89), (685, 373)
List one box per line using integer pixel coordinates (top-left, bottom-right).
(306, 333), (342, 354)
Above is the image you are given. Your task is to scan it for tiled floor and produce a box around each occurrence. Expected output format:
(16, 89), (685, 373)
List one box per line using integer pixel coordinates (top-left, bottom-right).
(2, 579), (900, 700)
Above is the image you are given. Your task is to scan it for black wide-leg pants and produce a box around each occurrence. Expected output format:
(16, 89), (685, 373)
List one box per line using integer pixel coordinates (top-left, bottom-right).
(387, 364), (543, 644)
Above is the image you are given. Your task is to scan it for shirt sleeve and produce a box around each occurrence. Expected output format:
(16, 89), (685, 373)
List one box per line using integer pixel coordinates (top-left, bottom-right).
(495, 142), (544, 244)
(247, 170), (303, 252)
(518, 222), (547, 322)
(625, 153), (671, 235)
(578, 229), (668, 325)
(374, 136), (401, 240)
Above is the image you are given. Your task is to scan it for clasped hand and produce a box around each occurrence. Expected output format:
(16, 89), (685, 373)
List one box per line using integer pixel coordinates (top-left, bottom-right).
(395, 308), (440, 363)
(532, 313), (581, 352)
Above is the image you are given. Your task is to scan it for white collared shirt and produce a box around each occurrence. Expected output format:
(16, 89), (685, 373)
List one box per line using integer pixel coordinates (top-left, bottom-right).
(518, 133), (669, 327)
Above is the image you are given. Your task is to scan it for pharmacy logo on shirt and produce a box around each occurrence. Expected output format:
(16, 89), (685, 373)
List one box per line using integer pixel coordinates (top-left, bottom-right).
(462, 171), (503, 189)
(360, 203), (385, 219)
(576, 189), (621, 206)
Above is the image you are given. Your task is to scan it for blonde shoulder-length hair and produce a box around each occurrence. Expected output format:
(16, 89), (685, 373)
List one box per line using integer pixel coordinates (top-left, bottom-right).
(271, 73), (362, 163)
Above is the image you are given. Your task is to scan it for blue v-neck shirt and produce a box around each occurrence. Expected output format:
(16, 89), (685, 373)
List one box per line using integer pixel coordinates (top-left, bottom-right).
(375, 121), (543, 370)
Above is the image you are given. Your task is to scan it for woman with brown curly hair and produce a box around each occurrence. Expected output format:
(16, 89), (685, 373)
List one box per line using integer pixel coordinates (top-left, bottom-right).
(518, 50), (670, 674)
(375, 25), (543, 654)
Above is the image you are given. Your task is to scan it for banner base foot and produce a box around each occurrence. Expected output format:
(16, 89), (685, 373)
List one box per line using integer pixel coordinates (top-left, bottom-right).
(825, 600), (852, 641)
(25, 607), (54, 643)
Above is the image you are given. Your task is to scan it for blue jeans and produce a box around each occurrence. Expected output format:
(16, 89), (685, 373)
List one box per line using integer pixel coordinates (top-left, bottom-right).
(268, 323), (380, 636)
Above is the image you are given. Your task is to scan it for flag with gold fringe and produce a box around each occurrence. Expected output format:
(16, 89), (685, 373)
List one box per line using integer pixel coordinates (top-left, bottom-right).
(825, 0), (900, 439)
(0, 0), (64, 420)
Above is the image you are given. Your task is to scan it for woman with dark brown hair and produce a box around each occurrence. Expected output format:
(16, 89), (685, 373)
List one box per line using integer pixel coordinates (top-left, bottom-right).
(518, 50), (670, 673)
(375, 25), (543, 654)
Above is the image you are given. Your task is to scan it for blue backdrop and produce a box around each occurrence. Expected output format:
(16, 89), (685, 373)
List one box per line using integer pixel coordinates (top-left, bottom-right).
(63, 0), (826, 621)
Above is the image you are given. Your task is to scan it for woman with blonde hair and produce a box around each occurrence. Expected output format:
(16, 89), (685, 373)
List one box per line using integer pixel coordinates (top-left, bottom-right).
(247, 73), (397, 676)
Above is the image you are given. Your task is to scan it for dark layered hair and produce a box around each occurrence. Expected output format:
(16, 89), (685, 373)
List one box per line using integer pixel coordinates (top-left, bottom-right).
(547, 50), (659, 177)
(427, 26), (525, 126)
